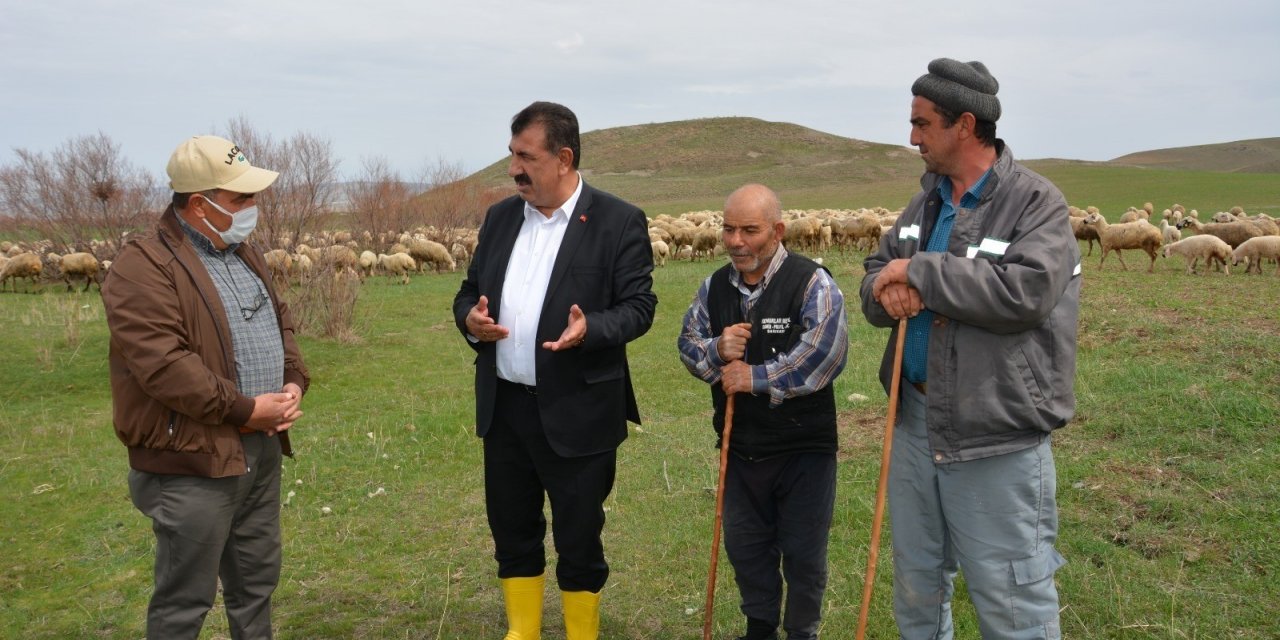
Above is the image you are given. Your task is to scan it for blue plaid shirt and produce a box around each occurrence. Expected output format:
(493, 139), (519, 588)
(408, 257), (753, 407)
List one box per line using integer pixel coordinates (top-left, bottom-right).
(177, 218), (285, 397)
(902, 170), (991, 383)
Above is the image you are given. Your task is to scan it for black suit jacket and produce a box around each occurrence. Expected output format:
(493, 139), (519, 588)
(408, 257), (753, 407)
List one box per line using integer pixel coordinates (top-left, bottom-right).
(453, 182), (657, 457)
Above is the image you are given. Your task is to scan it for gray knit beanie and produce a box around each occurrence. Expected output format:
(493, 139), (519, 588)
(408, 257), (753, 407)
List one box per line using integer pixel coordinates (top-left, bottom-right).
(911, 58), (1001, 122)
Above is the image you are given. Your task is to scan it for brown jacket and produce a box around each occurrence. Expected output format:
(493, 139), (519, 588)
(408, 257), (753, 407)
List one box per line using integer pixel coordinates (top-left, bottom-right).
(102, 207), (309, 477)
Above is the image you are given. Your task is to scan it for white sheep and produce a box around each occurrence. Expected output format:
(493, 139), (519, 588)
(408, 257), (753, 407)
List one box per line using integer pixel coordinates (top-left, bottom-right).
(358, 250), (378, 279)
(1161, 235), (1232, 275)
(1081, 214), (1163, 273)
(691, 226), (719, 260)
(407, 239), (455, 273)
(56, 252), (100, 292)
(1159, 219), (1181, 246)
(1, 252), (43, 292)
(321, 245), (358, 272)
(377, 252), (416, 284)
(264, 249), (293, 284)
(650, 239), (669, 267)
(449, 242), (470, 267)
(1230, 236), (1280, 275)
(1176, 217), (1261, 249)
(1118, 207), (1150, 224)
(289, 253), (313, 280)
(675, 244), (694, 261)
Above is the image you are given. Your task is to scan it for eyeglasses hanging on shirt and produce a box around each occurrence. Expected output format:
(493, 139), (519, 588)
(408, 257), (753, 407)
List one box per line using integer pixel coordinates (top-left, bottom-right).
(209, 255), (268, 321)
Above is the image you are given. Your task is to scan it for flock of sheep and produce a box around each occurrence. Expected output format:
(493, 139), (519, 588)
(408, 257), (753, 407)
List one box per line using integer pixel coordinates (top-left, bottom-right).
(647, 207), (893, 265)
(259, 229), (470, 287)
(2, 200), (1277, 294)
(0, 247), (104, 293)
(1069, 203), (1280, 275)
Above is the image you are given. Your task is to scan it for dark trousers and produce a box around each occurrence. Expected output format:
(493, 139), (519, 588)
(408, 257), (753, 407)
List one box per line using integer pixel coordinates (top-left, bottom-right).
(723, 451), (836, 640)
(128, 432), (282, 640)
(483, 379), (617, 592)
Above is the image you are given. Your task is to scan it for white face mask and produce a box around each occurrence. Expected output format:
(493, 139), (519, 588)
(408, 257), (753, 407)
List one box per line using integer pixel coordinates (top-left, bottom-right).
(198, 195), (259, 245)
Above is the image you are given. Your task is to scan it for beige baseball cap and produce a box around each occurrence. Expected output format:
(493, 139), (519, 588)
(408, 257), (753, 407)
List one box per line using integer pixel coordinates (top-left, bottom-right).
(166, 135), (280, 194)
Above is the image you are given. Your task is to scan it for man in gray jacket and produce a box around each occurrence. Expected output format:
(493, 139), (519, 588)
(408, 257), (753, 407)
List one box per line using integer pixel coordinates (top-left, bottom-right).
(860, 58), (1081, 639)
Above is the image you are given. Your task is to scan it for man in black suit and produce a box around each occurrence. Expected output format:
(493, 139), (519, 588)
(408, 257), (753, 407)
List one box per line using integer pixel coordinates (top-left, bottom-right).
(454, 101), (657, 640)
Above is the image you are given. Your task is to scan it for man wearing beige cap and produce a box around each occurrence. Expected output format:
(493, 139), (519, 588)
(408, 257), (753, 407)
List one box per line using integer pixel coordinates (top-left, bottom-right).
(102, 135), (309, 639)
(861, 59), (1080, 639)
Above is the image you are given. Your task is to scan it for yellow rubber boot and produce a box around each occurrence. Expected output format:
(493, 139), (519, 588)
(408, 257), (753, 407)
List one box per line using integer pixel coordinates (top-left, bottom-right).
(500, 574), (545, 640)
(561, 590), (601, 640)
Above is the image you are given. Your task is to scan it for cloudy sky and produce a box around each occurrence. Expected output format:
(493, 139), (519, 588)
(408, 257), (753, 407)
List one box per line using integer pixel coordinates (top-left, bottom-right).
(3, 1), (1277, 181)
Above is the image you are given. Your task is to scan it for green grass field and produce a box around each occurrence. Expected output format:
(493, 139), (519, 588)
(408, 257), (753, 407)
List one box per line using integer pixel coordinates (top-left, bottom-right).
(1, 238), (1277, 638)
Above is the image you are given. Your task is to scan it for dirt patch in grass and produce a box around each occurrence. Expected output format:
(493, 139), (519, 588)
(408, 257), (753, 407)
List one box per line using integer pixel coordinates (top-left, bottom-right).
(836, 404), (890, 461)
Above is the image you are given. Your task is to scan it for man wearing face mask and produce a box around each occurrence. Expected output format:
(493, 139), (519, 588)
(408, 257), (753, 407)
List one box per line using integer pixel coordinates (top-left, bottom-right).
(102, 135), (309, 639)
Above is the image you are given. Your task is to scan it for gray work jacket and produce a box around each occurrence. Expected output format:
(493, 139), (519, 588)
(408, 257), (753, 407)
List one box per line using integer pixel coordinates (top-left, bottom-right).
(860, 141), (1081, 463)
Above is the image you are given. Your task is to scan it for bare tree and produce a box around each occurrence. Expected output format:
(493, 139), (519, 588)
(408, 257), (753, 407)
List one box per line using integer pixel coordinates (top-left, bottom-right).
(0, 132), (159, 258)
(222, 117), (339, 249)
(416, 157), (504, 232)
(345, 156), (416, 244)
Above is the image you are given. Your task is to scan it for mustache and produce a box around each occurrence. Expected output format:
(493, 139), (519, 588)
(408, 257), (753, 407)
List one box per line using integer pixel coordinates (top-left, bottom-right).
(729, 250), (754, 258)
(513, 173), (532, 186)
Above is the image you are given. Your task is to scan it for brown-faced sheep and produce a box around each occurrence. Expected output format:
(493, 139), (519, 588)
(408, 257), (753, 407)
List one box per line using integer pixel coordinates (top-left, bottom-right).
(1230, 236), (1280, 275)
(1162, 235), (1232, 275)
(1070, 216), (1101, 256)
(1081, 214), (1163, 272)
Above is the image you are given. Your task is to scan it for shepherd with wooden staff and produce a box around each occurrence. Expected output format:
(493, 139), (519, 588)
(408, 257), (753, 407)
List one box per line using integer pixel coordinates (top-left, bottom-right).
(860, 58), (1082, 639)
(679, 183), (849, 640)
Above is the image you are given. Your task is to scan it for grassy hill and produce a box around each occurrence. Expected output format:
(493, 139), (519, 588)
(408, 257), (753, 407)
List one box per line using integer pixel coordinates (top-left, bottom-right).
(457, 120), (1280, 218)
(1109, 137), (1280, 174)
(468, 117), (924, 215)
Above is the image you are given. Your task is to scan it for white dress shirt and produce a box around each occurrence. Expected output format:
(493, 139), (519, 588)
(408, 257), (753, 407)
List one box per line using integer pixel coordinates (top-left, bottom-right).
(496, 174), (584, 385)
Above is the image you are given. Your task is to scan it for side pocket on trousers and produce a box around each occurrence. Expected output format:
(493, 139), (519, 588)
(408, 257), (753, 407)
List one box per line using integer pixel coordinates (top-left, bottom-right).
(1011, 547), (1065, 585)
(1009, 547), (1067, 629)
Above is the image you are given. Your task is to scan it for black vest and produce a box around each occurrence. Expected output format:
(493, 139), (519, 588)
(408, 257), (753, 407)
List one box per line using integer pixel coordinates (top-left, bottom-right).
(708, 252), (838, 460)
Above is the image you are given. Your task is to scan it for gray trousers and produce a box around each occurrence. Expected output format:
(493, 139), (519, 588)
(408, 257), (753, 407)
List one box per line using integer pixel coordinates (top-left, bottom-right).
(889, 383), (1064, 640)
(128, 432), (282, 640)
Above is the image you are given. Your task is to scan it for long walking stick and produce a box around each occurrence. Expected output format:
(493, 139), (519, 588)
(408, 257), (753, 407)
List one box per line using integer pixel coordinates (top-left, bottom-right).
(855, 317), (909, 640)
(703, 394), (736, 640)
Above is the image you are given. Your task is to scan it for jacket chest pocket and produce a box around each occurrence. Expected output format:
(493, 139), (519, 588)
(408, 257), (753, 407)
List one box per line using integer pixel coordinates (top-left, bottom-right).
(569, 266), (609, 306)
